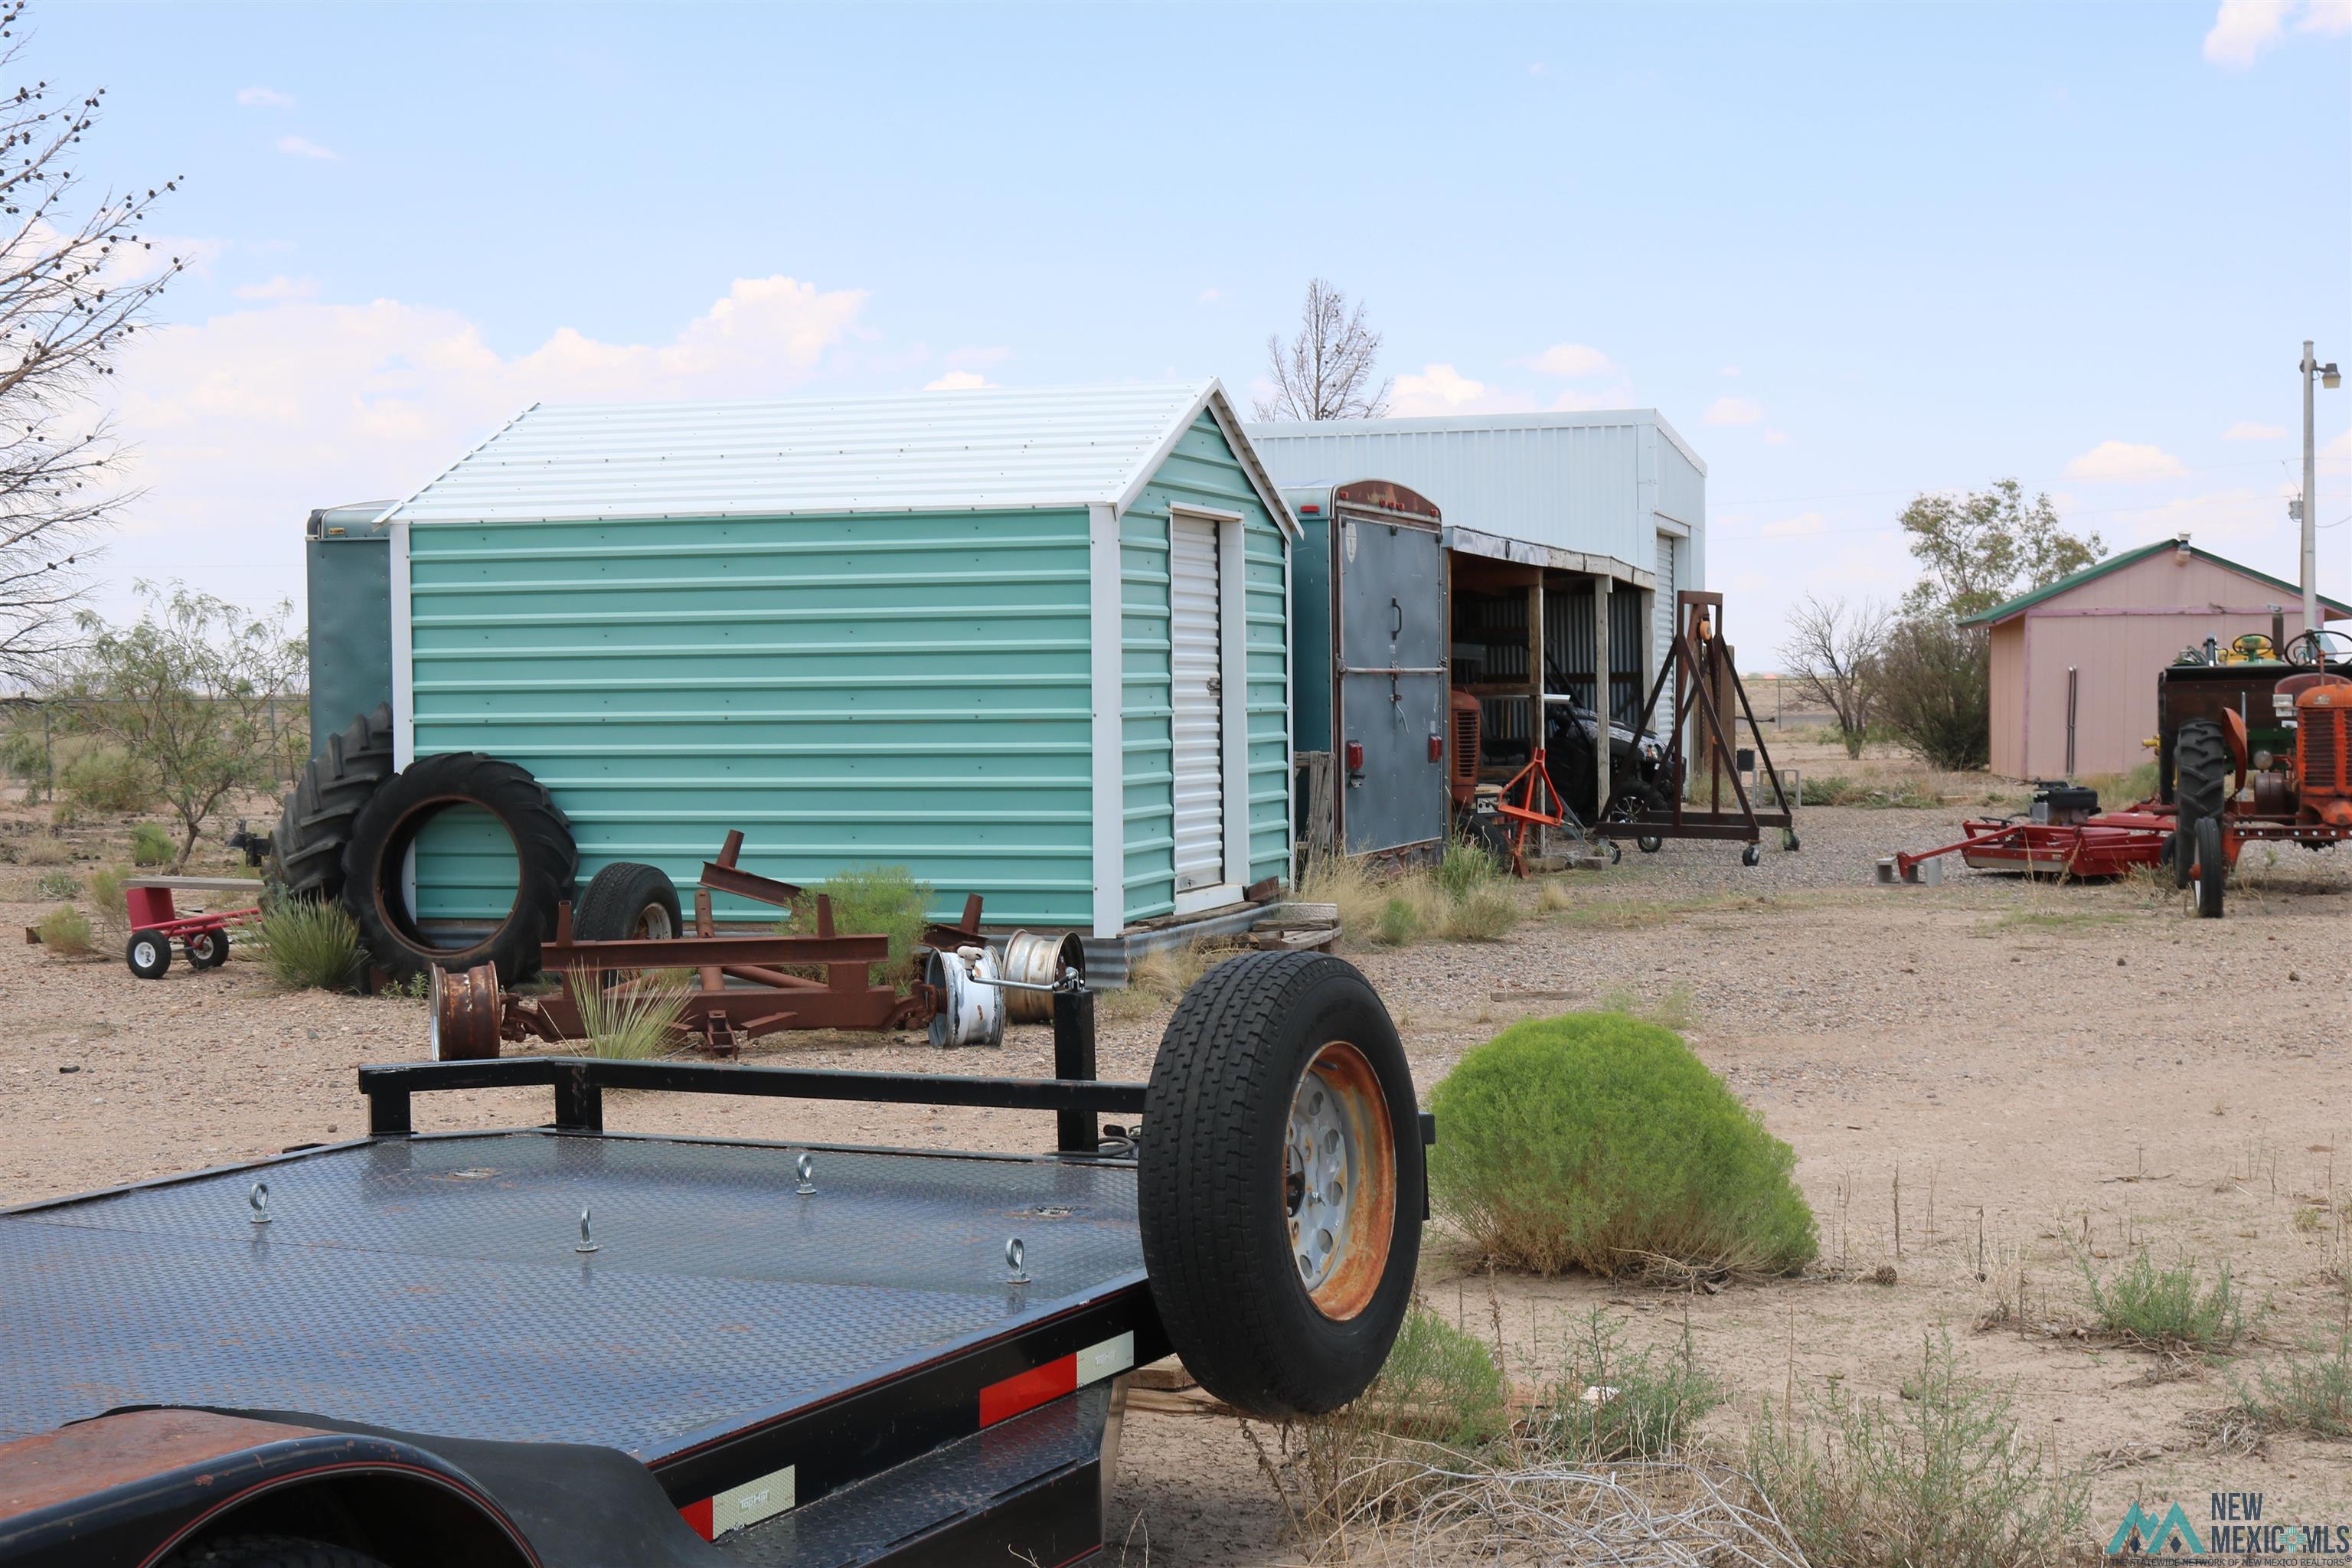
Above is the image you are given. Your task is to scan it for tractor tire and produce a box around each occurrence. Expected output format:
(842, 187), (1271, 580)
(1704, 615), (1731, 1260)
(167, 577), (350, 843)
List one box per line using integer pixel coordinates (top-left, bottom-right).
(270, 704), (396, 904)
(340, 753), (575, 985)
(2194, 814), (2227, 919)
(1137, 950), (1423, 1419)
(573, 861), (683, 942)
(2173, 718), (2230, 837)
(168, 1536), (390, 1568)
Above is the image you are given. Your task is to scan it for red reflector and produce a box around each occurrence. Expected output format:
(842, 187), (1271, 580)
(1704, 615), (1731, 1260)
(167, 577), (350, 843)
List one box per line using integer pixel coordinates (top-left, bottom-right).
(1428, 734), (1442, 763)
(1345, 740), (1364, 772)
(979, 1355), (1076, 1426)
(1300, 503), (1321, 514)
(679, 1499), (714, 1540)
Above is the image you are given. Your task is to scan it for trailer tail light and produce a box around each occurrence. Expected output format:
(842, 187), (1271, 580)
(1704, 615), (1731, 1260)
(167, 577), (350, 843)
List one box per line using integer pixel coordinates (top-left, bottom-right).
(1428, 733), (1442, 763)
(1345, 740), (1364, 776)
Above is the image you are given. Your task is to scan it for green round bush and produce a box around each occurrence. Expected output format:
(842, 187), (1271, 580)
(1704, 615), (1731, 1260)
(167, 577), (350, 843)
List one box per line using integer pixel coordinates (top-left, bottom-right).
(1428, 1012), (1817, 1277)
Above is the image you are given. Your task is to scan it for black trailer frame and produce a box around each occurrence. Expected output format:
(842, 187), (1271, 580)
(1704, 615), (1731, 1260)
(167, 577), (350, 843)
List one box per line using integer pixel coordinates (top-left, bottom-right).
(0, 997), (1172, 1568)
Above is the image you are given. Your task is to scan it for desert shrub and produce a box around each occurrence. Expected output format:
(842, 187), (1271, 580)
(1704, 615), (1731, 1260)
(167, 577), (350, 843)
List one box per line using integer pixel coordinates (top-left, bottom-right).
(129, 821), (175, 866)
(1875, 618), (1990, 772)
(777, 864), (931, 991)
(34, 869), (79, 900)
(60, 744), (158, 813)
(1749, 1333), (2088, 1568)
(1432, 839), (1503, 902)
(1443, 886), (1518, 942)
(255, 897), (365, 991)
(35, 905), (93, 955)
(18, 832), (67, 864)
(1375, 893), (1423, 946)
(87, 864), (132, 933)
(2076, 1246), (2246, 1354)
(1428, 1012), (1816, 1276)
(2231, 1323), (2352, 1438)
(0, 717), (50, 801)
(570, 975), (687, 1060)
(1281, 1305), (1508, 1546)
(1537, 1308), (1722, 1462)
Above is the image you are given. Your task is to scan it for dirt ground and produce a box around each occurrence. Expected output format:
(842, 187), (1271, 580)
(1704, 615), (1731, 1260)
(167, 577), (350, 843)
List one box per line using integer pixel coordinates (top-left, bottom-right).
(3, 746), (2348, 1564)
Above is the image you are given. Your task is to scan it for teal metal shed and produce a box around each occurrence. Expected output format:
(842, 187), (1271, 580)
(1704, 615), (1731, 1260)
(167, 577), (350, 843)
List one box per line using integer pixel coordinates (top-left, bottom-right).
(376, 381), (1297, 940)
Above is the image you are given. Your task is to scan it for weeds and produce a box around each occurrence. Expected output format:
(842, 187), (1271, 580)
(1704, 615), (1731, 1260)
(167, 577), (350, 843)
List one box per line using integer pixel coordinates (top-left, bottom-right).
(34, 905), (93, 956)
(569, 975), (688, 1060)
(59, 745), (156, 813)
(2230, 1320), (2352, 1439)
(87, 865), (131, 933)
(254, 897), (366, 992)
(1749, 1332), (2089, 1568)
(1538, 1308), (1723, 1462)
(129, 821), (175, 867)
(1298, 841), (1518, 949)
(776, 865), (931, 991)
(2076, 1246), (2246, 1354)
(1295, 853), (1388, 935)
(1596, 984), (1698, 1033)
(34, 868), (78, 900)
(17, 835), (67, 865)
(1099, 938), (1236, 1019)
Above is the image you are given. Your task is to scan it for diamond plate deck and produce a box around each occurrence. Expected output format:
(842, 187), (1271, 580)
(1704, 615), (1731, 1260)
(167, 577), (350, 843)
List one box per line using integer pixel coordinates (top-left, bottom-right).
(0, 1132), (1141, 1458)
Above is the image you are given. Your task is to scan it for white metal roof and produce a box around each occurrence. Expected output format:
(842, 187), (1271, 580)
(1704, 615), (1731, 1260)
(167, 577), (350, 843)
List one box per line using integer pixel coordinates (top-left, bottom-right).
(380, 381), (1294, 531)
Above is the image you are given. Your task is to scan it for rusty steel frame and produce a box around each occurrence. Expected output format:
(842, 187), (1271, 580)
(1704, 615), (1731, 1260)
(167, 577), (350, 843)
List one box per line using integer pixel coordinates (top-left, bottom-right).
(1599, 591), (1795, 849)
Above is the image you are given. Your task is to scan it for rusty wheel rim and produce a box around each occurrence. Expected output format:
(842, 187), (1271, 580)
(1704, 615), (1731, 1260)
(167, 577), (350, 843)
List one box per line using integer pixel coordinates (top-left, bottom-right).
(1285, 1040), (1396, 1321)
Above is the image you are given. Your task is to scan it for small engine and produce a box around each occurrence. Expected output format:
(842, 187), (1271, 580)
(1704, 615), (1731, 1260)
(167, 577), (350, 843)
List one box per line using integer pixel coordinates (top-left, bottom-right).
(2028, 782), (2100, 826)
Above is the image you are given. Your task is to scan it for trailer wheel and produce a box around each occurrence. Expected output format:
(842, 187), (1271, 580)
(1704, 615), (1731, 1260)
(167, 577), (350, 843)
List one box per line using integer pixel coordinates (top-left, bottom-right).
(1138, 950), (1422, 1419)
(2193, 815), (2226, 919)
(573, 861), (682, 942)
(126, 929), (172, 979)
(270, 704), (397, 903)
(340, 753), (576, 985)
(186, 928), (229, 969)
(168, 1535), (390, 1568)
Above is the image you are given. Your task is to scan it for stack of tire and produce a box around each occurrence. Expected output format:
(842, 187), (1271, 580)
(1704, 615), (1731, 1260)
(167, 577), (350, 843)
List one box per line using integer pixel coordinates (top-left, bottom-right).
(270, 706), (580, 982)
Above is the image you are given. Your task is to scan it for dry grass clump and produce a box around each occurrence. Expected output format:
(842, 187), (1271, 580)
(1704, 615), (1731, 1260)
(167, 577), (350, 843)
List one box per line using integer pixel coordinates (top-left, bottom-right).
(569, 974), (690, 1060)
(1098, 938), (1239, 1020)
(1298, 841), (1518, 949)
(1747, 1333), (2089, 1568)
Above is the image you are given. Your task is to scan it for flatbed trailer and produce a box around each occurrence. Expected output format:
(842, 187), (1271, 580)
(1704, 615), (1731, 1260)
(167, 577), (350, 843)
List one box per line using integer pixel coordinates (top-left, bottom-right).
(0, 952), (1427, 1568)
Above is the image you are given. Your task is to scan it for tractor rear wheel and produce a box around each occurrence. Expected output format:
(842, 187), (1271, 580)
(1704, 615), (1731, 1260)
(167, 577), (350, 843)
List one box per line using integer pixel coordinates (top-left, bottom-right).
(270, 704), (397, 904)
(2173, 718), (2230, 889)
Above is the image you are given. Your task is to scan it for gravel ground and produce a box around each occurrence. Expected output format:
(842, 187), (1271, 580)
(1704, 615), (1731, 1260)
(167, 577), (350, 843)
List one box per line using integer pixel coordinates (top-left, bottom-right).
(4, 790), (2349, 1564)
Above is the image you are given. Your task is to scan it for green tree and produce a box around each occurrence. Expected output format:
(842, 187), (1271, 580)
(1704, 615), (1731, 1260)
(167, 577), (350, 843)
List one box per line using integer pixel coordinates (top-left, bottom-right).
(60, 583), (307, 870)
(1896, 479), (2105, 622)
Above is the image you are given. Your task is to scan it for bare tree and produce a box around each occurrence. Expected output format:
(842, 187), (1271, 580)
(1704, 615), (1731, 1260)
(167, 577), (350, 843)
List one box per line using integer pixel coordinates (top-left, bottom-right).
(1255, 277), (1390, 421)
(0, 2), (185, 684)
(1779, 593), (1891, 758)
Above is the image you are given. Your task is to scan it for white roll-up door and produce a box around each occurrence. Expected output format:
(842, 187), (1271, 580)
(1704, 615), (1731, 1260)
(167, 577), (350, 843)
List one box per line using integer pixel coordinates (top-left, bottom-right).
(1654, 533), (1678, 669)
(1169, 514), (1226, 897)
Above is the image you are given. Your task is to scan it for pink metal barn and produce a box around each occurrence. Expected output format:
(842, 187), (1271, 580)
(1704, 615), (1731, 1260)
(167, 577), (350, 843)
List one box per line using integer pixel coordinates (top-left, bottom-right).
(1967, 538), (2348, 780)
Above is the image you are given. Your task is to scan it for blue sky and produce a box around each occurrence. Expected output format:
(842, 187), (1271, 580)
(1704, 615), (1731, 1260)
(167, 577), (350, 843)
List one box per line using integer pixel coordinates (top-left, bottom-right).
(44, 0), (2352, 657)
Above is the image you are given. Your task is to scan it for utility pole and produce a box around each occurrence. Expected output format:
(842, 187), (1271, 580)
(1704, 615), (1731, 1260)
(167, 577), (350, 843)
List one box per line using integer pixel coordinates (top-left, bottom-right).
(2301, 340), (2341, 642)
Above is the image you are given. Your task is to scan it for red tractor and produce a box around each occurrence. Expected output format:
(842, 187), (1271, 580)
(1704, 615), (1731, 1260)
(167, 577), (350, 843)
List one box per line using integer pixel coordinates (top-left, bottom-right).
(2165, 628), (2352, 916)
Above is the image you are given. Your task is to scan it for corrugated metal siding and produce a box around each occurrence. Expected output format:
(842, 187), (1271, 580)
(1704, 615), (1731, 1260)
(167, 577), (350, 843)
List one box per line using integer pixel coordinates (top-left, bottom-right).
(387, 385), (1227, 525)
(1168, 515), (1224, 892)
(1988, 622), (2024, 777)
(1655, 533), (1679, 676)
(1246, 412), (1701, 577)
(405, 508), (1096, 926)
(1120, 413), (1292, 920)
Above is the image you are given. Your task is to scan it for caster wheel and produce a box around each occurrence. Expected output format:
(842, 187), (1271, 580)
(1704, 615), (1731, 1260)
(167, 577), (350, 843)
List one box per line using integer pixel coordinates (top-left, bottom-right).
(1607, 841), (1622, 865)
(1638, 836), (1662, 854)
(185, 929), (229, 969)
(1741, 844), (1762, 867)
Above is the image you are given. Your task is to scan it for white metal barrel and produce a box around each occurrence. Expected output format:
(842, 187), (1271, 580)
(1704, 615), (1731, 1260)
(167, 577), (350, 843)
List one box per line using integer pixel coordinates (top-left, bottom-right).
(926, 944), (1007, 1048)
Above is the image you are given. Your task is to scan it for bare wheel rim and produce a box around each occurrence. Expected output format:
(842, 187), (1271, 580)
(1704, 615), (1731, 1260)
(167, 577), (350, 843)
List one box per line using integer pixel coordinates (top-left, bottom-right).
(635, 903), (675, 940)
(1285, 1040), (1396, 1321)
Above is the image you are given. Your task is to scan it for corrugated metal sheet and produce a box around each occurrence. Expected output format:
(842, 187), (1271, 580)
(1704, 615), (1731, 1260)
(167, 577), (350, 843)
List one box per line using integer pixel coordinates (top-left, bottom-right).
(1245, 411), (1703, 579)
(1168, 514), (1223, 892)
(385, 383), (1278, 526)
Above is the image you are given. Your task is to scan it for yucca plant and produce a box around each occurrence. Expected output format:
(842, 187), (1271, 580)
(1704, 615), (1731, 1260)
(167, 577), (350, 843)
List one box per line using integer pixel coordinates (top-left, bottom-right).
(256, 896), (365, 991)
(567, 973), (689, 1060)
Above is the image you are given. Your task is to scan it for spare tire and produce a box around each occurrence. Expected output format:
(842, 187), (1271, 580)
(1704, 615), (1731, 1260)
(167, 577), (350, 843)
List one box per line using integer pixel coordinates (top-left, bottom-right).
(339, 753), (575, 984)
(573, 861), (683, 942)
(271, 704), (396, 902)
(1138, 950), (1423, 1419)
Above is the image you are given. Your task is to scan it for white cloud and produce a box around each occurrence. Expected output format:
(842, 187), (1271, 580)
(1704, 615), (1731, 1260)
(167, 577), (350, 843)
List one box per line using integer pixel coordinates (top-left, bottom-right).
(2223, 420), (2288, 440)
(1762, 511), (1824, 538)
(276, 136), (338, 161)
(923, 370), (993, 390)
(1390, 364), (1535, 416)
(2062, 439), (2187, 481)
(234, 275), (318, 302)
(237, 87), (295, 109)
(1704, 396), (1764, 426)
(1528, 342), (1615, 377)
(2201, 0), (2344, 64)
(106, 274), (870, 590)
